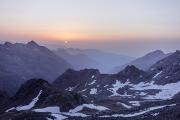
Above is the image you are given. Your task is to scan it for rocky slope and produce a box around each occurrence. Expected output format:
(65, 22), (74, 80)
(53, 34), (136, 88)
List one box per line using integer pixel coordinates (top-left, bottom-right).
(51, 50), (180, 119)
(0, 79), (89, 119)
(0, 41), (71, 94)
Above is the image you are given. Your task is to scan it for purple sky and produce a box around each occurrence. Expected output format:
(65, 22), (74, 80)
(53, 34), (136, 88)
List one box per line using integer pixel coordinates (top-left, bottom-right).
(0, 0), (180, 56)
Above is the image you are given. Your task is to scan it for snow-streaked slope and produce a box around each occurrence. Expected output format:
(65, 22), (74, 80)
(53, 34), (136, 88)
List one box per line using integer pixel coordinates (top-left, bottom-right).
(6, 90), (42, 112)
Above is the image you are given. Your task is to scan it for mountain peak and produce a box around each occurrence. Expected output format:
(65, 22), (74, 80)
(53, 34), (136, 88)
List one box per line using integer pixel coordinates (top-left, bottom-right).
(121, 65), (143, 74)
(27, 40), (39, 47)
(175, 50), (180, 54)
(146, 50), (164, 56)
(118, 65), (144, 79)
(4, 42), (13, 47)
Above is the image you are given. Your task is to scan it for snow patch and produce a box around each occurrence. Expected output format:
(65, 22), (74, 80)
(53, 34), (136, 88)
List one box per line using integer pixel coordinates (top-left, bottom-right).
(50, 114), (67, 120)
(91, 75), (95, 79)
(108, 80), (130, 96)
(130, 80), (180, 100)
(151, 112), (159, 116)
(153, 71), (162, 79)
(106, 78), (180, 100)
(129, 101), (140, 106)
(34, 106), (67, 120)
(104, 85), (108, 87)
(66, 86), (76, 91)
(34, 106), (60, 113)
(62, 112), (88, 117)
(88, 80), (96, 85)
(79, 89), (87, 93)
(35, 104), (108, 119)
(121, 103), (132, 109)
(145, 81), (180, 100)
(69, 104), (109, 113)
(90, 88), (97, 94)
(139, 92), (147, 96)
(99, 104), (176, 118)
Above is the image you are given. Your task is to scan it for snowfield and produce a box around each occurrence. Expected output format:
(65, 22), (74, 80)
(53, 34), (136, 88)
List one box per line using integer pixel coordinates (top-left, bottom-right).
(108, 79), (180, 100)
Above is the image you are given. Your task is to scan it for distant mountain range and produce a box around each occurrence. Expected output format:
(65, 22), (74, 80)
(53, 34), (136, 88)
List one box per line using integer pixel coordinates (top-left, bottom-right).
(0, 41), (180, 120)
(54, 48), (134, 73)
(0, 41), (71, 95)
(0, 41), (135, 95)
(54, 48), (100, 71)
(113, 50), (171, 72)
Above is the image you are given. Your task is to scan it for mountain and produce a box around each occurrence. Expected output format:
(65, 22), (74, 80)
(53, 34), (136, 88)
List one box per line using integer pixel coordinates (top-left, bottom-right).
(146, 50), (180, 85)
(0, 79), (90, 119)
(54, 48), (100, 70)
(53, 66), (146, 103)
(0, 41), (71, 95)
(113, 50), (170, 73)
(0, 51), (180, 120)
(51, 50), (180, 119)
(55, 48), (134, 73)
(53, 52), (180, 102)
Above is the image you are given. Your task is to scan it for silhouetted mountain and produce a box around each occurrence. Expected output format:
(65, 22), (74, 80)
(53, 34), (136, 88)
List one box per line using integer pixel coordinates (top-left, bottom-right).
(113, 50), (170, 72)
(56, 48), (134, 73)
(0, 41), (71, 95)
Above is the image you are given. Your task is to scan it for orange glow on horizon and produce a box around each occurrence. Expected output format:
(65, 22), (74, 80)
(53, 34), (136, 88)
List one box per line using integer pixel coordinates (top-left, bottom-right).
(1, 28), (180, 43)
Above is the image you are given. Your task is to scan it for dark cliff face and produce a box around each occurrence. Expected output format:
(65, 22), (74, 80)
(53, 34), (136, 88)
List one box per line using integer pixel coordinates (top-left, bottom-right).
(0, 90), (9, 106)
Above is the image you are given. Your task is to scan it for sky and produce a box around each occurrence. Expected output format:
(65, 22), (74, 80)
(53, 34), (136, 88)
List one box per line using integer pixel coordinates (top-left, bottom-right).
(0, 0), (180, 56)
